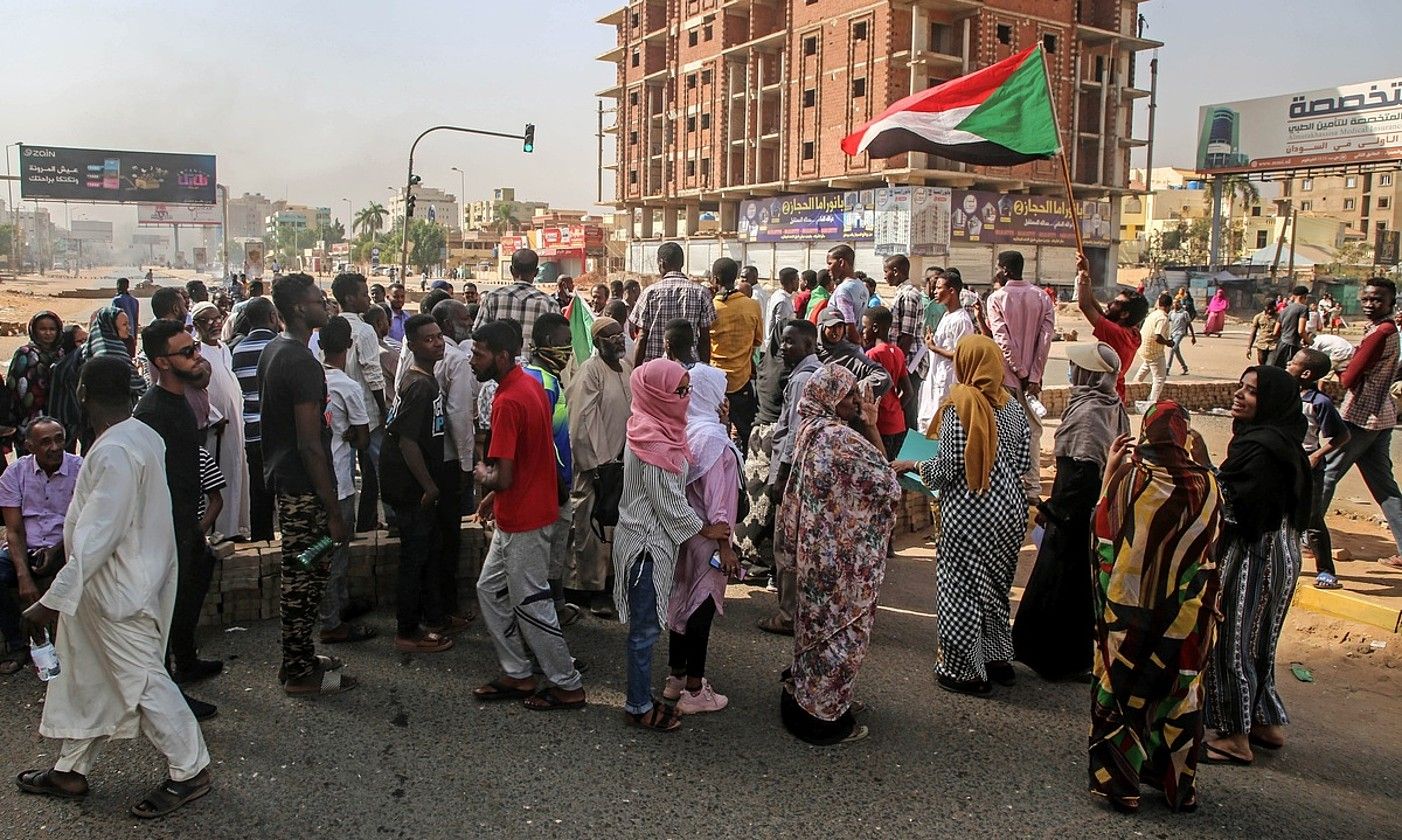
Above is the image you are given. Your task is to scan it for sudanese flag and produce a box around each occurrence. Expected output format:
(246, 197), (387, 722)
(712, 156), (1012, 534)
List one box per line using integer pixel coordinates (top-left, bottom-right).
(841, 45), (1060, 165)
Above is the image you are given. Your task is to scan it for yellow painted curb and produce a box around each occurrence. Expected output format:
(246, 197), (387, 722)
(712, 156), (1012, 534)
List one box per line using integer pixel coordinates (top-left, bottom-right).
(1292, 584), (1402, 634)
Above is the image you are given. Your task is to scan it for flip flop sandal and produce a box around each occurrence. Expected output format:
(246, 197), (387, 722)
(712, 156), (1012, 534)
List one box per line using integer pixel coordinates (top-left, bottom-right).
(625, 705), (681, 733)
(130, 775), (212, 819)
(1249, 733), (1285, 751)
(393, 633), (453, 653)
(473, 679), (535, 702)
(834, 725), (870, 745)
(523, 689), (587, 711)
(15, 769), (87, 799)
(284, 666), (359, 698)
(1202, 743), (1253, 765)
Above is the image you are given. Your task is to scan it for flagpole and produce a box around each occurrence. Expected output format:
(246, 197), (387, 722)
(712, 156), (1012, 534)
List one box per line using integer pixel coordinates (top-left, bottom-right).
(1038, 45), (1085, 258)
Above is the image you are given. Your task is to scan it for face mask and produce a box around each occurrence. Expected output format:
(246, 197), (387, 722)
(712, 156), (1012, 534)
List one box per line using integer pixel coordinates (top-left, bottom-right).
(538, 345), (572, 370)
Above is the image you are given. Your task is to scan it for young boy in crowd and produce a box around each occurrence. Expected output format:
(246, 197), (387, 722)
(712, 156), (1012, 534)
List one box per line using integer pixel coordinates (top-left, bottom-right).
(1287, 347), (1351, 589)
(860, 305), (912, 459)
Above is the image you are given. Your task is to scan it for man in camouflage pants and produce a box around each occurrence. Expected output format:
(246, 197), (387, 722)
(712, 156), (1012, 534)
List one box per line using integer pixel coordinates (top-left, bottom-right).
(735, 316), (789, 583)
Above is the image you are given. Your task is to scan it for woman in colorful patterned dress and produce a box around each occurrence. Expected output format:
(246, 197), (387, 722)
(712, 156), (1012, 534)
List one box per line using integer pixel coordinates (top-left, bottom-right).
(4, 310), (64, 446)
(778, 364), (900, 745)
(1088, 401), (1223, 814)
(896, 334), (1030, 696)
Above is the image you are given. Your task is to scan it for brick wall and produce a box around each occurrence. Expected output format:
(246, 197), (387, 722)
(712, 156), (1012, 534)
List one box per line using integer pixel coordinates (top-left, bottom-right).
(1036, 378), (1352, 419)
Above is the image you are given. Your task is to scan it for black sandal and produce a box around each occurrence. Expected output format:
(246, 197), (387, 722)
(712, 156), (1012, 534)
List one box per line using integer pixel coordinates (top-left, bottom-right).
(472, 678), (535, 702)
(625, 704), (681, 733)
(522, 688), (587, 711)
(15, 768), (88, 799)
(130, 771), (212, 819)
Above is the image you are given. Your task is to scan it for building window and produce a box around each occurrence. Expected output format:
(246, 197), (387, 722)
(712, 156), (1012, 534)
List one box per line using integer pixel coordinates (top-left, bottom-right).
(629, 12), (638, 28)
(930, 22), (954, 53)
(628, 131), (638, 145)
(853, 21), (868, 41)
(1042, 33), (1057, 53)
(803, 88), (816, 107)
(629, 170), (638, 184)
(700, 112), (711, 130)
(701, 69), (712, 85)
(629, 90), (638, 106)
(686, 160), (696, 177)
(688, 29), (698, 47)
(1300, 200), (1312, 211)
(803, 35), (817, 56)
(852, 77), (866, 97)
(1301, 178), (1313, 191)
(1344, 198), (1357, 210)
(686, 115), (697, 132)
(1361, 220), (1370, 233)
(686, 74), (697, 90)
(802, 141), (815, 161)
(1381, 174), (1393, 186)
(997, 23), (1013, 45)
(631, 50), (639, 68)
(1345, 176), (1358, 188)
(701, 159), (710, 178)
(703, 24), (712, 41)
(1380, 196), (1391, 209)
(1256, 230), (1269, 248)
(1251, 205), (1261, 216)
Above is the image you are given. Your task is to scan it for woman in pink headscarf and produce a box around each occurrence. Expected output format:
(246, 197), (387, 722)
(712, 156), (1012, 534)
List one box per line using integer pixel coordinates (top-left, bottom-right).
(1203, 288), (1229, 336)
(612, 359), (731, 733)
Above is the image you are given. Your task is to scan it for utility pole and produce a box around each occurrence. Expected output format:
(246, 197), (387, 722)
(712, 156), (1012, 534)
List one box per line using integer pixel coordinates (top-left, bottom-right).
(219, 184), (230, 279)
(1208, 177), (1224, 272)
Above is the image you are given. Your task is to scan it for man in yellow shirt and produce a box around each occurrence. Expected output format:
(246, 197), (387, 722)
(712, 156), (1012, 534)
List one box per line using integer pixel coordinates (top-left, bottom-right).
(709, 257), (763, 457)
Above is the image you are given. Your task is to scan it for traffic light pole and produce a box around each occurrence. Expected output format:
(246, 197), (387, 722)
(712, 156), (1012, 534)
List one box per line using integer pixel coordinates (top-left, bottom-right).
(399, 124), (533, 282)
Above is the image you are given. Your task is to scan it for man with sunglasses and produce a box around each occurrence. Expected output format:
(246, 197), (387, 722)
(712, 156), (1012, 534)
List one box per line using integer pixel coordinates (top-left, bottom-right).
(134, 320), (220, 720)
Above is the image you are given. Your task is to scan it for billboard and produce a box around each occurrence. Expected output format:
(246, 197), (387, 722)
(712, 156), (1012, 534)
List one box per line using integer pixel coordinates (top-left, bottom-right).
(1195, 77), (1402, 174)
(138, 202), (222, 226)
(19, 145), (216, 204)
(949, 190), (1112, 248)
(738, 190), (877, 243)
(69, 220), (114, 243)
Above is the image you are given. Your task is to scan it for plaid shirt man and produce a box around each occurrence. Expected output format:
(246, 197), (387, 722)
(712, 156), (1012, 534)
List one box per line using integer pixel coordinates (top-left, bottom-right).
(1339, 320), (1399, 430)
(892, 281), (924, 348)
(628, 271), (717, 362)
(472, 281), (561, 351)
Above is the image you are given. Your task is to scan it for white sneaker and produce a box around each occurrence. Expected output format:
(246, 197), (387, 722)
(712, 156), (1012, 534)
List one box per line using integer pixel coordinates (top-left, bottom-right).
(676, 680), (729, 715)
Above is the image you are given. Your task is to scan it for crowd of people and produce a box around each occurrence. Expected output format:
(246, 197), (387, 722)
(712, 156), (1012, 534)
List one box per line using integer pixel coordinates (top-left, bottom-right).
(1, 242), (1400, 819)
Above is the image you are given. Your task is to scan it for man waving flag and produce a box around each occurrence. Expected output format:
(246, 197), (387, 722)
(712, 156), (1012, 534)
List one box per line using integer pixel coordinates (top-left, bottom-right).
(841, 44), (1060, 165)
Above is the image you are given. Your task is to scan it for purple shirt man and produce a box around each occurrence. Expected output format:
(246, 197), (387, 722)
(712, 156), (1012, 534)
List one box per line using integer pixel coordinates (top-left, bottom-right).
(987, 278), (1054, 389)
(0, 452), (83, 550)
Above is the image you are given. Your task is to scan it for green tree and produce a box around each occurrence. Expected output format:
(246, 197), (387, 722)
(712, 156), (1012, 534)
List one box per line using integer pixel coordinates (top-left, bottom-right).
(491, 201), (517, 235)
(407, 218), (446, 273)
(354, 203), (388, 237)
(0, 224), (12, 258)
(312, 220), (346, 246)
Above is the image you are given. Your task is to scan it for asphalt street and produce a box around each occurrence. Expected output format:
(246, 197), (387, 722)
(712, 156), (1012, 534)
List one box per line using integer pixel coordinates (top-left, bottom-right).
(0, 537), (1397, 839)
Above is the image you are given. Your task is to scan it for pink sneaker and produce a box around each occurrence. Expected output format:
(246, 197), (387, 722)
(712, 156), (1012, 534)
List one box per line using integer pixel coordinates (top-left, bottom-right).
(662, 674), (686, 702)
(677, 680), (728, 715)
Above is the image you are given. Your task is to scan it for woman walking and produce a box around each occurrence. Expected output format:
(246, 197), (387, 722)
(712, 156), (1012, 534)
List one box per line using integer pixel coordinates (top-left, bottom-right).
(1203, 288), (1229, 337)
(1204, 365), (1311, 765)
(1087, 402), (1223, 813)
(613, 359), (730, 733)
(4, 311), (64, 446)
(778, 364), (900, 745)
(895, 335), (1030, 696)
(1013, 342), (1128, 681)
(664, 365), (742, 715)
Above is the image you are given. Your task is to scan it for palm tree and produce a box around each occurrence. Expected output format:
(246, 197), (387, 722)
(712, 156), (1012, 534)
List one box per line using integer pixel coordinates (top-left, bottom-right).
(491, 201), (517, 235)
(354, 202), (388, 238)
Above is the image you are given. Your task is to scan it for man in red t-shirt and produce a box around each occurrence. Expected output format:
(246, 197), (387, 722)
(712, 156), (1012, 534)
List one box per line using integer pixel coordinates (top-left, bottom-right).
(1074, 254), (1147, 402)
(861, 305), (914, 458)
(468, 320), (586, 710)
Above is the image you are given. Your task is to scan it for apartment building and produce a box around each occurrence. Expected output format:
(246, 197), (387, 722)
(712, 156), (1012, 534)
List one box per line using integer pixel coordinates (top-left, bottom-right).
(597, 0), (1158, 284)
(389, 186), (460, 232)
(1283, 170), (1402, 239)
(463, 187), (549, 232)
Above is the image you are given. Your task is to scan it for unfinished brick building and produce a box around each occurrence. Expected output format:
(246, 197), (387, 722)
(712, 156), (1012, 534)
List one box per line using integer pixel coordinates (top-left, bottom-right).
(598, 0), (1158, 285)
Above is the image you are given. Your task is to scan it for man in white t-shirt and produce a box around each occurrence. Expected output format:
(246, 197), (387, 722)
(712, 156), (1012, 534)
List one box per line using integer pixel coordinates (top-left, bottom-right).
(317, 316), (375, 644)
(1311, 332), (1356, 375)
(1131, 292), (1174, 404)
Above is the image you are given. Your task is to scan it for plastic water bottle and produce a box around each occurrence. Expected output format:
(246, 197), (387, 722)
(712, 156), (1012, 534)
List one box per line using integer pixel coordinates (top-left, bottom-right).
(31, 630), (60, 682)
(295, 536), (335, 571)
(1027, 394), (1048, 419)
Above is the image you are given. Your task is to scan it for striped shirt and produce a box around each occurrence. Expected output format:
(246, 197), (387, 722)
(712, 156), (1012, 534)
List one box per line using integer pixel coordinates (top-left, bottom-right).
(230, 328), (276, 444)
(611, 448), (704, 628)
(194, 446), (227, 522)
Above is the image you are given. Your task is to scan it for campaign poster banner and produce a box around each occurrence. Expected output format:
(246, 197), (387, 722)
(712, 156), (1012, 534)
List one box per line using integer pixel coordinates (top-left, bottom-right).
(738, 190), (877, 243)
(1195, 77), (1402, 174)
(949, 190), (1111, 247)
(138, 202), (222, 226)
(20, 145), (217, 204)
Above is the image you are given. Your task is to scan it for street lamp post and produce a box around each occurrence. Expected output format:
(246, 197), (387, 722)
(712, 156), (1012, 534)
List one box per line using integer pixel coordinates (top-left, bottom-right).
(399, 124), (533, 282)
(218, 184), (230, 280)
(5, 142), (21, 281)
(450, 166), (467, 229)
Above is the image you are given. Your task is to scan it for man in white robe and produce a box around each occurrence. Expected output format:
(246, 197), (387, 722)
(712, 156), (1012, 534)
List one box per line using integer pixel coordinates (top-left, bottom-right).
(193, 301), (251, 540)
(918, 275), (976, 434)
(15, 355), (211, 818)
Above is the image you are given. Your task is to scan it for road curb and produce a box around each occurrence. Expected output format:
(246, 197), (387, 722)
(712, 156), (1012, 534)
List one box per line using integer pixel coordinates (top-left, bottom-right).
(1293, 584), (1402, 634)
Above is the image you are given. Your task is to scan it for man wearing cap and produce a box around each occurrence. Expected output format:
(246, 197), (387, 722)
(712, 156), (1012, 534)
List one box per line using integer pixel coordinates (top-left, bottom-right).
(563, 316), (632, 617)
(816, 307), (892, 400)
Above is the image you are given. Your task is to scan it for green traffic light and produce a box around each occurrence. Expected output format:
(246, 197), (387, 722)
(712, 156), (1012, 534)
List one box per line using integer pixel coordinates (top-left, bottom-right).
(523, 123), (535, 153)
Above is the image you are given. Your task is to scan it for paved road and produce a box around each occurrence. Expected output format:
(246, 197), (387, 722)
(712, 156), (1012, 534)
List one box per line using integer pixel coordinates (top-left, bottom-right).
(1, 535), (1396, 839)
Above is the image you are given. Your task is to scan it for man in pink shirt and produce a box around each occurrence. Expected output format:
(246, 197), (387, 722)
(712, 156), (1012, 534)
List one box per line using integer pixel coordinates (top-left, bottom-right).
(986, 250), (1054, 502)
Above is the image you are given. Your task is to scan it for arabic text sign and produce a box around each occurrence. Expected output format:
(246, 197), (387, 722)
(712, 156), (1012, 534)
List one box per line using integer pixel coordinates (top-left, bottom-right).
(137, 202), (222, 226)
(738, 190), (877, 243)
(949, 190), (1112, 247)
(20, 145), (217, 204)
(1195, 77), (1402, 174)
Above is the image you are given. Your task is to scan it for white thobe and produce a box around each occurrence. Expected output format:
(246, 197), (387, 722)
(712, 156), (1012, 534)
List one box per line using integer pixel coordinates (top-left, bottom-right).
(917, 307), (976, 434)
(38, 418), (208, 780)
(437, 336), (479, 468)
(203, 340), (251, 539)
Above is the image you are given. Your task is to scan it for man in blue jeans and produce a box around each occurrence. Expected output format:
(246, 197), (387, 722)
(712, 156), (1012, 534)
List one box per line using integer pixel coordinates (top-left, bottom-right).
(0, 417), (80, 674)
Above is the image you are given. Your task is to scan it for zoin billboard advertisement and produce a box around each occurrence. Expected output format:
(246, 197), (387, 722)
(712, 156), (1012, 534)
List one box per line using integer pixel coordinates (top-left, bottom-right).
(1196, 76), (1402, 175)
(20, 145), (217, 204)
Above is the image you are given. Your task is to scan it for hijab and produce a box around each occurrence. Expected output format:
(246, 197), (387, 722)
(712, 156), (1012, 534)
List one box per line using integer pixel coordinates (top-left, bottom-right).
(626, 358), (693, 474)
(26, 311), (63, 359)
(1207, 289), (1229, 314)
(84, 305), (131, 361)
(1218, 365), (1311, 539)
(791, 363), (858, 459)
(1055, 342), (1128, 466)
(685, 363), (741, 484)
(1135, 400), (1202, 475)
(931, 334), (1008, 494)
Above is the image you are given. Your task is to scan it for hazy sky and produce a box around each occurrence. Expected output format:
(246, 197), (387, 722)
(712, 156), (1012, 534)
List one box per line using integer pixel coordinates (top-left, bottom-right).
(5, 0), (1400, 233)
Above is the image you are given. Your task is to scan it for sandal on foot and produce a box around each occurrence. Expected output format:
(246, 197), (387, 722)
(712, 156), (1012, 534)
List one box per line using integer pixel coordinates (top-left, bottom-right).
(284, 665), (359, 698)
(319, 624), (377, 644)
(1202, 743), (1253, 765)
(130, 772), (212, 819)
(425, 615), (474, 636)
(472, 678), (535, 701)
(1377, 555), (1402, 569)
(1249, 733), (1285, 751)
(522, 688), (587, 711)
(834, 724), (869, 745)
(1313, 572), (1343, 590)
(0, 654), (29, 676)
(15, 769), (87, 799)
(393, 632), (453, 653)
(937, 674), (992, 696)
(625, 705), (681, 733)
(756, 616), (794, 636)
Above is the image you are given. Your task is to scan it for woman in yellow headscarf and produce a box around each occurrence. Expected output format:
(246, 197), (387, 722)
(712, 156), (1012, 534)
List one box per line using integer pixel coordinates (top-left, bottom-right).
(893, 334), (1032, 696)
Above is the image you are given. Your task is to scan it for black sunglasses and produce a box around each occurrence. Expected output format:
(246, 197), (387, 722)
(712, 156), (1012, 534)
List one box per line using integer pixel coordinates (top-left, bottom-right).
(161, 345), (201, 359)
